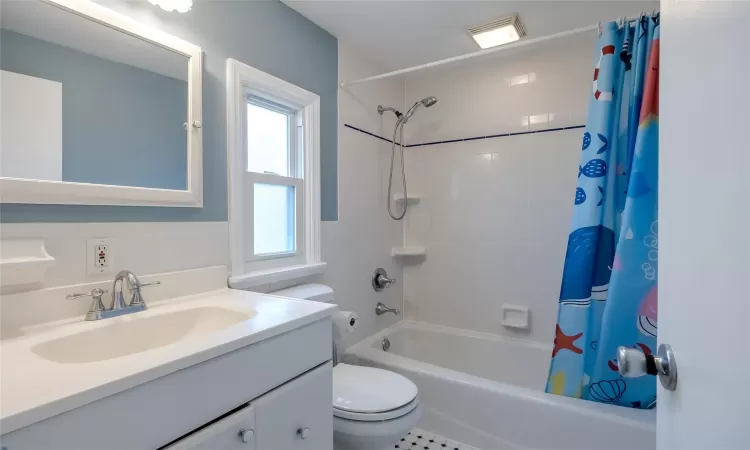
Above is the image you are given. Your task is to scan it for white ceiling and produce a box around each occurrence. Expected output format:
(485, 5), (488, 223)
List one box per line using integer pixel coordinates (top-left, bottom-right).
(282, 1), (657, 72)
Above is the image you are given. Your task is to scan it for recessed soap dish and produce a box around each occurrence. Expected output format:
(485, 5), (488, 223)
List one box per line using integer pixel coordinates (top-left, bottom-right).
(501, 304), (529, 330)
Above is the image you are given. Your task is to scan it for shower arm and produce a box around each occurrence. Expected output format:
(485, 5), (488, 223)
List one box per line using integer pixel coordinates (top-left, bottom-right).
(377, 105), (402, 118)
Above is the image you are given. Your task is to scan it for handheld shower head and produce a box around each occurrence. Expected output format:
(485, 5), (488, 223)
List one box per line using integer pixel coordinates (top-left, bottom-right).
(382, 95), (437, 221)
(420, 96), (438, 107)
(403, 96), (438, 122)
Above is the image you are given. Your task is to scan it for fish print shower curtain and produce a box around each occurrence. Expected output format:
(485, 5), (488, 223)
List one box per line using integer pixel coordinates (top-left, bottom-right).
(546, 16), (660, 409)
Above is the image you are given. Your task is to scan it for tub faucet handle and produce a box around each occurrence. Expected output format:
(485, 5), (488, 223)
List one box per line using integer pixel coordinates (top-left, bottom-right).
(373, 268), (396, 291)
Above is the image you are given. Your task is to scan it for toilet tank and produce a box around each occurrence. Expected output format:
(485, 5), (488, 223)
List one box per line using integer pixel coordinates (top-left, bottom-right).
(271, 283), (334, 303)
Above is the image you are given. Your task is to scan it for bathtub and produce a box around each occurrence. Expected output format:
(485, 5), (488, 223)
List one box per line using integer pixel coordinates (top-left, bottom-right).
(343, 321), (655, 450)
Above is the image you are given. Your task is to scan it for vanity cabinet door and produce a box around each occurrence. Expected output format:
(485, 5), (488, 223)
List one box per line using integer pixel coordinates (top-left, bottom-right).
(164, 405), (256, 450)
(253, 362), (332, 450)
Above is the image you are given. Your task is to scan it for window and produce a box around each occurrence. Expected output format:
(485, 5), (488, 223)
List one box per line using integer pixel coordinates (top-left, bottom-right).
(226, 59), (323, 287)
(245, 96), (302, 259)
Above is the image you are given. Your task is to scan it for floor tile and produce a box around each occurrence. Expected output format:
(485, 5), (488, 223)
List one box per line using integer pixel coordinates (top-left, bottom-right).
(394, 428), (482, 450)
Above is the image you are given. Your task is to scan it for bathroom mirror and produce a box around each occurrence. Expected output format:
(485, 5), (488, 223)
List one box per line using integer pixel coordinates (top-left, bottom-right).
(0, 0), (203, 207)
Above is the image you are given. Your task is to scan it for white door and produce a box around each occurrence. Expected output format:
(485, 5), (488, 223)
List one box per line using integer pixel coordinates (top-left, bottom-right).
(659, 0), (750, 449)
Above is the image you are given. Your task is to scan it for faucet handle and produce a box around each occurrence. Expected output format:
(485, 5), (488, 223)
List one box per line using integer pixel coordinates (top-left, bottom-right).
(130, 280), (160, 306)
(66, 288), (107, 301)
(372, 268), (396, 291)
(66, 288), (108, 321)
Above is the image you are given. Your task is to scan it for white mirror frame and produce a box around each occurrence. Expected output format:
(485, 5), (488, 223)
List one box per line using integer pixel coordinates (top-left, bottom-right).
(0, 0), (203, 207)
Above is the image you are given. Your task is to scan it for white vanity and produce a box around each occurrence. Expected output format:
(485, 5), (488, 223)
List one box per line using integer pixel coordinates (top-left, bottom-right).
(0, 267), (335, 449)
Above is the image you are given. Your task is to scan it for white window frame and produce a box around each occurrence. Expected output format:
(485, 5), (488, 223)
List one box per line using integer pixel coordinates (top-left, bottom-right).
(226, 59), (324, 288)
(244, 96), (302, 264)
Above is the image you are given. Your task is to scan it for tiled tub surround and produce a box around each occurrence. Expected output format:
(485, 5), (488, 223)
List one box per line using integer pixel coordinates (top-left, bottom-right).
(345, 321), (655, 450)
(401, 130), (580, 344)
(400, 33), (597, 345)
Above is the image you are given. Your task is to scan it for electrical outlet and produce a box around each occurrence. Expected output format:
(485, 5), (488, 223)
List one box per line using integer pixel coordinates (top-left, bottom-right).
(95, 245), (109, 268)
(87, 238), (114, 276)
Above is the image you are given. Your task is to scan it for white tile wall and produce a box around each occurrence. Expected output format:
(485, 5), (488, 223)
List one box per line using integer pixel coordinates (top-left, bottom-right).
(403, 32), (594, 144)
(314, 43), (406, 349)
(401, 33), (594, 345)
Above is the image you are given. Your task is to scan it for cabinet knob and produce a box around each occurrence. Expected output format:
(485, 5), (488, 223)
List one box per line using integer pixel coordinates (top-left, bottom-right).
(238, 428), (254, 444)
(297, 427), (310, 439)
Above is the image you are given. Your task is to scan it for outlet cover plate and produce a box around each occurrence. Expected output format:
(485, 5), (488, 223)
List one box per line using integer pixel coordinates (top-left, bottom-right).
(87, 238), (114, 276)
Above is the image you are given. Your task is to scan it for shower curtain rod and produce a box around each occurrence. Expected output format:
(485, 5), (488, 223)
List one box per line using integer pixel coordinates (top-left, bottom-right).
(340, 23), (599, 88)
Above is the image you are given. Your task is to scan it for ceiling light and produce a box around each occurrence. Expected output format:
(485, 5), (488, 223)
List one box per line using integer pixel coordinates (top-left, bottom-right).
(148, 0), (192, 13)
(470, 15), (526, 49)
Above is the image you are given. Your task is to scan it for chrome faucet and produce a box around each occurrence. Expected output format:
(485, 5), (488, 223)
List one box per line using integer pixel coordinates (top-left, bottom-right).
(112, 270), (157, 311)
(66, 270), (159, 321)
(376, 302), (400, 316)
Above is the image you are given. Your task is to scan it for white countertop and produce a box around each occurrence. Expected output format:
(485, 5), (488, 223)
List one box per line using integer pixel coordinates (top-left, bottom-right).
(0, 288), (335, 434)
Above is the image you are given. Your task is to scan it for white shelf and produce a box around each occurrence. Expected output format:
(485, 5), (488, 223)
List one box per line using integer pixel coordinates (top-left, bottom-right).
(0, 239), (55, 288)
(392, 246), (427, 257)
(393, 193), (421, 205)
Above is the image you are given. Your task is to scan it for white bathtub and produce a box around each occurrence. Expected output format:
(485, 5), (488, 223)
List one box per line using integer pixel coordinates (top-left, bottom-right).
(343, 321), (655, 450)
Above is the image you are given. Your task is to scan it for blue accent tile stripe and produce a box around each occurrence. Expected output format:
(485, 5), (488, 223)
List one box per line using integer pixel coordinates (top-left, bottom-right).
(343, 124), (404, 146)
(345, 124), (586, 148)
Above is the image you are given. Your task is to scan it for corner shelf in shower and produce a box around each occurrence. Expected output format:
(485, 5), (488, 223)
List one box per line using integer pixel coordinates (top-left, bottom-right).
(391, 246), (427, 257)
(393, 194), (421, 205)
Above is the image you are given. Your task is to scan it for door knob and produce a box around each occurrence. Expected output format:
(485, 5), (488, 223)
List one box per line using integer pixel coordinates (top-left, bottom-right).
(616, 343), (678, 391)
(297, 427), (310, 439)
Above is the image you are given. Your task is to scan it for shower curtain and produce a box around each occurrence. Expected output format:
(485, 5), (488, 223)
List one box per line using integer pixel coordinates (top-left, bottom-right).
(546, 16), (660, 409)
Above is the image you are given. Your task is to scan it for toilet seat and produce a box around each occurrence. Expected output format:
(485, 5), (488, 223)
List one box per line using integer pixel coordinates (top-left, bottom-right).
(333, 363), (419, 422)
(334, 397), (419, 421)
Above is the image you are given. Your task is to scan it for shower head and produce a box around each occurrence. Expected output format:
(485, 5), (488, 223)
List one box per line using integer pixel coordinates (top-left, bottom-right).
(403, 96), (438, 123)
(420, 96), (438, 107)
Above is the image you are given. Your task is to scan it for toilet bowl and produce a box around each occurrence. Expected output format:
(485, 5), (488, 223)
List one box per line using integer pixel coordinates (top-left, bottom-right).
(333, 363), (421, 450)
(269, 284), (423, 450)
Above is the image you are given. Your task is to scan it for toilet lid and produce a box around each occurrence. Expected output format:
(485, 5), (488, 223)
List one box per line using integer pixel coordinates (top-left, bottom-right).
(333, 364), (418, 414)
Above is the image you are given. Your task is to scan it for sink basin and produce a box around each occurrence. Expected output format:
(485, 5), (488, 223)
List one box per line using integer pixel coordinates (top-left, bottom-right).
(31, 306), (254, 364)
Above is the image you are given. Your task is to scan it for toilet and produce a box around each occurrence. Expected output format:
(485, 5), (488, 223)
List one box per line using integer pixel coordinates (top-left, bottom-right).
(271, 284), (422, 450)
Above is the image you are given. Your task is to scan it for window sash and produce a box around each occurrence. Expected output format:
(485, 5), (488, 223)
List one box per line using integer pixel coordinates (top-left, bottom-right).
(244, 94), (301, 179)
(243, 171), (304, 265)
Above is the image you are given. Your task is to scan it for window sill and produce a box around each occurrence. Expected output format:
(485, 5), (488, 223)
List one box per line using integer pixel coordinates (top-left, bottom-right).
(228, 262), (326, 289)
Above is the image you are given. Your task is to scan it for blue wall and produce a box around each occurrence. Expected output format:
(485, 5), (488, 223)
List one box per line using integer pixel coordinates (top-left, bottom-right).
(1, 29), (188, 190)
(0, 0), (338, 222)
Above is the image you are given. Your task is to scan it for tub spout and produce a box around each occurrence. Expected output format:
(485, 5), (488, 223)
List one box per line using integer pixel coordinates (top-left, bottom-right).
(376, 302), (400, 316)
